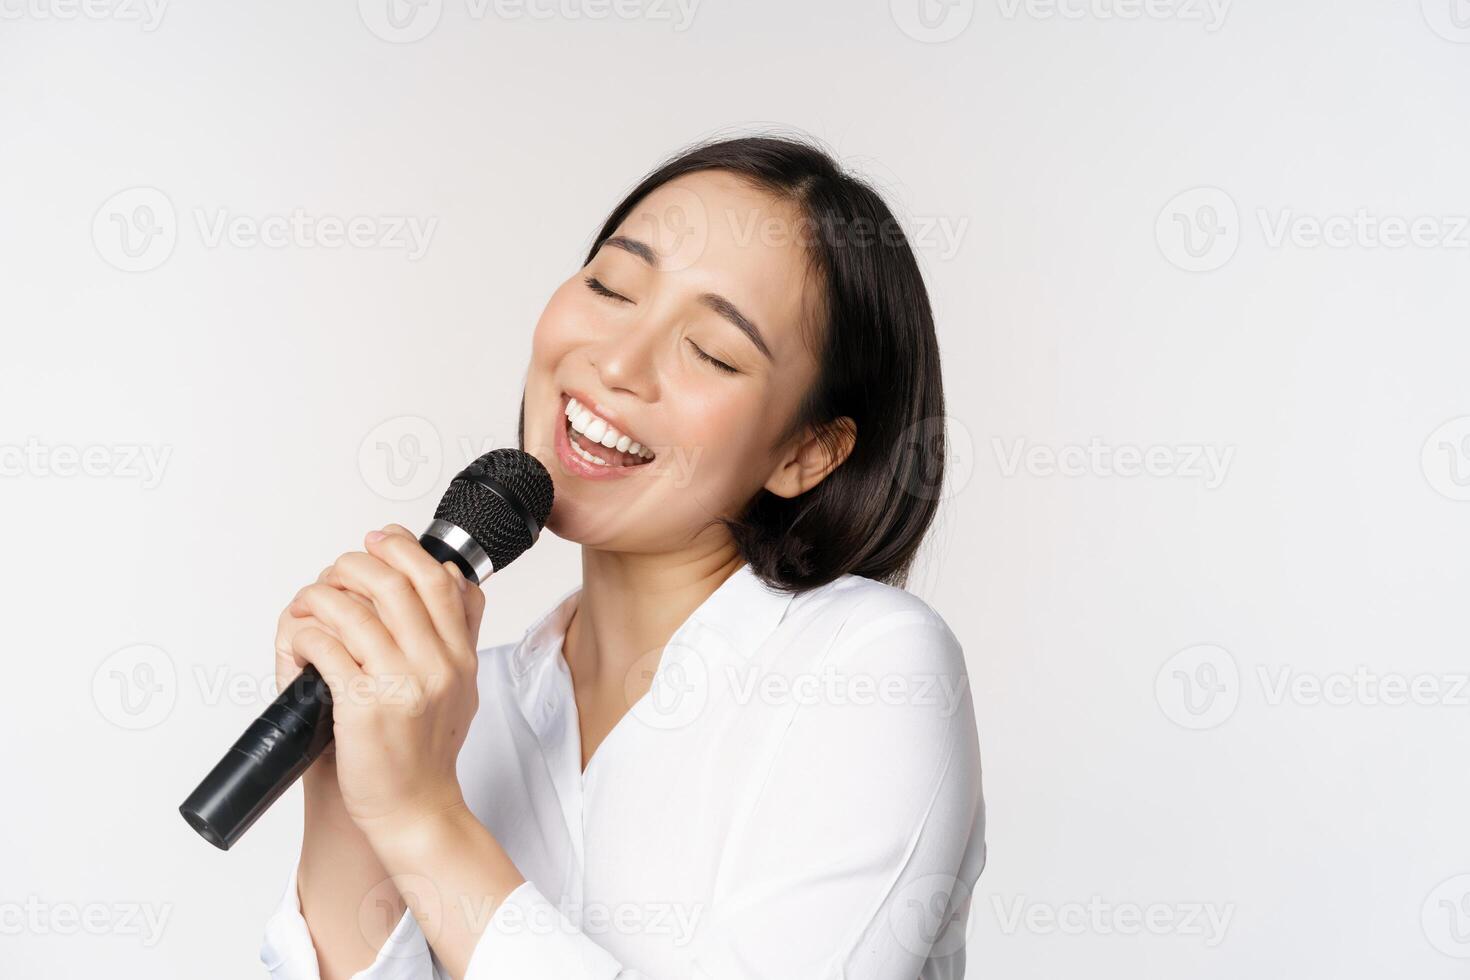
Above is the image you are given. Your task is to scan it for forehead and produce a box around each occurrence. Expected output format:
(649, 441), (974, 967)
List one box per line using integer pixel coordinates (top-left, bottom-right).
(618, 170), (824, 358)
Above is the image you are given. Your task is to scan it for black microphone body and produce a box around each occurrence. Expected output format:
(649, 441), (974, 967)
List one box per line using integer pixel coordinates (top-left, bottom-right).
(180, 450), (553, 851)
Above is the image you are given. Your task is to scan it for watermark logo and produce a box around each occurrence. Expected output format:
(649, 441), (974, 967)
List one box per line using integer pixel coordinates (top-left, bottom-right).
(1421, 0), (1470, 42)
(359, 0), (443, 42)
(890, 0), (974, 41)
(1423, 875), (1470, 957)
(630, 182), (710, 273)
(359, 416), (443, 501)
(93, 187), (177, 273)
(1422, 416), (1470, 501)
(92, 644), (177, 730)
(890, 873), (970, 957)
(626, 641), (709, 732)
(358, 874), (445, 954)
(895, 416), (976, 502)
(1156, 187), (1239, 272)
(1155, 643), (1239, 730)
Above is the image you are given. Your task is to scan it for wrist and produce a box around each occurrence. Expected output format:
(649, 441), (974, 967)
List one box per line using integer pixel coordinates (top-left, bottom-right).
(356, 792), (473, 858)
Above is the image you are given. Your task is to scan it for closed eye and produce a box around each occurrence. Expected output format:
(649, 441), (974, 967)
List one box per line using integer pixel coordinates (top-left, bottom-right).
(584, 275), (631, 303)
(688, 339), (738, 375)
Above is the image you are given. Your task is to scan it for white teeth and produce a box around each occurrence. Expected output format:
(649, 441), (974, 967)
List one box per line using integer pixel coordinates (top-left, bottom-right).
(569, 437), (608, 466)
(563, 397), (656, 460)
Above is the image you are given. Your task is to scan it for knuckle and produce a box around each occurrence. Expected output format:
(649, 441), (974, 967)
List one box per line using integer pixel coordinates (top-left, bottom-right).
(381, 568), (412, 595)
(346, 601), (378, 629)
(426, 566), (458, 595)
(294, 624), (330, 648)
(333, 551), (368, 576)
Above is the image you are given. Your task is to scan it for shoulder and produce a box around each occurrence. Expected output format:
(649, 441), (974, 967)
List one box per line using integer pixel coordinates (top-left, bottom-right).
(760, 575), (983, 843)
(766, 574), (977, 772)
(784, 573), (965, 676)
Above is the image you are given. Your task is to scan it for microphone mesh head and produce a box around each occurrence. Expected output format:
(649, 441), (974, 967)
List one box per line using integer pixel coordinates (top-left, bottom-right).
(433, 449), (554, 572)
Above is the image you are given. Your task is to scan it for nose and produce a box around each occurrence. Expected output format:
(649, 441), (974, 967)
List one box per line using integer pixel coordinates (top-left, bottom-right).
(588, 307), (663, 402)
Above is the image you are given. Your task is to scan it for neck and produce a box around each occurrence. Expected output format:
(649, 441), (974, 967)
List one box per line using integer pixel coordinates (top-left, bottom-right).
(563, 545), (745, 689)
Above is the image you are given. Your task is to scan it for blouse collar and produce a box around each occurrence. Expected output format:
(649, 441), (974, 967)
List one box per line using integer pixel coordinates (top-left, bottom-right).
(510, 561), (797, 676)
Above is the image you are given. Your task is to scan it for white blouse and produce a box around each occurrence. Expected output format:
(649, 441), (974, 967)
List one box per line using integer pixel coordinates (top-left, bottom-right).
(260, 562), (986, 979)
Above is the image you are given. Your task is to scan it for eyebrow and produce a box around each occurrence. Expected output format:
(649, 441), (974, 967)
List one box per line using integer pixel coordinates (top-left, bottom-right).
(601, 235), (774, 362)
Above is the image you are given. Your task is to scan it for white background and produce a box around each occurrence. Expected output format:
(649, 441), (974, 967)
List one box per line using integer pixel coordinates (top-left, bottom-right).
(2, 0), (1468, 976)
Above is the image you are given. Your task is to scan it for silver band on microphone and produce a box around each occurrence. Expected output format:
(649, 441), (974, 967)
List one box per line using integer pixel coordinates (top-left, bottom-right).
(423, 519), (495, 582)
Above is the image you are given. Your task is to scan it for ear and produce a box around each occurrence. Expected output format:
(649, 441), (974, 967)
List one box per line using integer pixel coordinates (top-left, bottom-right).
(763, 416), (857, 499)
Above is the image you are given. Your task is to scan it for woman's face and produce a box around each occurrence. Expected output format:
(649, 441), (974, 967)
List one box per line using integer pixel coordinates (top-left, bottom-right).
(521, 170), (831, 552)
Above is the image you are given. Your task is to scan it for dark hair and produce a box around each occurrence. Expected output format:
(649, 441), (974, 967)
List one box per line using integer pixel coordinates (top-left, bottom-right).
(577, 134), (948, 594)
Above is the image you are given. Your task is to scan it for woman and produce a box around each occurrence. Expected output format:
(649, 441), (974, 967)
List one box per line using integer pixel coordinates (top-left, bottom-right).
(260, 135), (986, 979)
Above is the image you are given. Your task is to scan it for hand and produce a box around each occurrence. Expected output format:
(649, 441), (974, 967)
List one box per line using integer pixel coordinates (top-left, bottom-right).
(274, 564), (378, 765)
(285, 524), (487, 839)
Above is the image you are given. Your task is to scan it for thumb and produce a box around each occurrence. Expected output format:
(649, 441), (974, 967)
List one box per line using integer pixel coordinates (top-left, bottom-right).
(462, 578), (486, 648)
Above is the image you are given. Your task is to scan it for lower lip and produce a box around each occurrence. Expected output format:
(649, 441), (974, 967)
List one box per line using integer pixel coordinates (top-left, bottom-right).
(554, 406), (648, 481)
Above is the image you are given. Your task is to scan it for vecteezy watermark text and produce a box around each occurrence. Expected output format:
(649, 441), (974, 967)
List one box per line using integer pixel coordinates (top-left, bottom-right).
(0, 897), (172, 946)
(992, 437), (1235, 489)
(1156, 644), (1470, 730)
(357, 0), (700, 43)
(991, 895), (1235, 946)
(0, 0), (167, 30)
(93, 187), (438, 272)
(0, 439), (171, 489)
(995, 0), (1230, 31)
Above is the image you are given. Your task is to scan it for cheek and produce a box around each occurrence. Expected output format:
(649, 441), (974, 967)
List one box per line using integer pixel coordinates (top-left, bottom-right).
(529, 281), (587, 365)
(667, 387), (774, 488)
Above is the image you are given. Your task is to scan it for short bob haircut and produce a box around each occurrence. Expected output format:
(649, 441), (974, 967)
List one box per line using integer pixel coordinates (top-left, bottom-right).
(525, 134), (947, 594)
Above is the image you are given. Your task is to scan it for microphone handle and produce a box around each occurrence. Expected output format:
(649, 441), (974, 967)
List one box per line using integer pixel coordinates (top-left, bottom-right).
(179, 663), (334, 851)
(179, 531), (480, 851)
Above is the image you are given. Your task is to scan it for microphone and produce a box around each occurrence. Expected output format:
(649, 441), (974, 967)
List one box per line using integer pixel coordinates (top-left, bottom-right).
(179, 449), (554, 851)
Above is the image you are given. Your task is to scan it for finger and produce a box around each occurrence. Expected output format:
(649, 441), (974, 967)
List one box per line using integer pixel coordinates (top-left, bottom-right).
(291, 626), (366, 707)
(289, 581), (402, 674)
(328, 550), (452, 660)
(454, 564), (487, 649)
(364, 528), (472, 655)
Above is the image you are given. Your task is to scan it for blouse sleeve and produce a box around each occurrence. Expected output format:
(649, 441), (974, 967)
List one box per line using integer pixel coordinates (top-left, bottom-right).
(259, 857), (442, 980)
(688, 602), (986, 978)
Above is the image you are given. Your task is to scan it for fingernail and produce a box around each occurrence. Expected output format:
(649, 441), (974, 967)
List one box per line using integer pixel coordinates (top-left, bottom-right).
(366, 530), (386, 544)
(447, 563), (468, 590)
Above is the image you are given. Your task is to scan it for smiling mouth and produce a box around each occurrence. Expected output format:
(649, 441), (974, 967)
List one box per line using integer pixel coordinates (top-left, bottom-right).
(563, 397), (656, 469)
